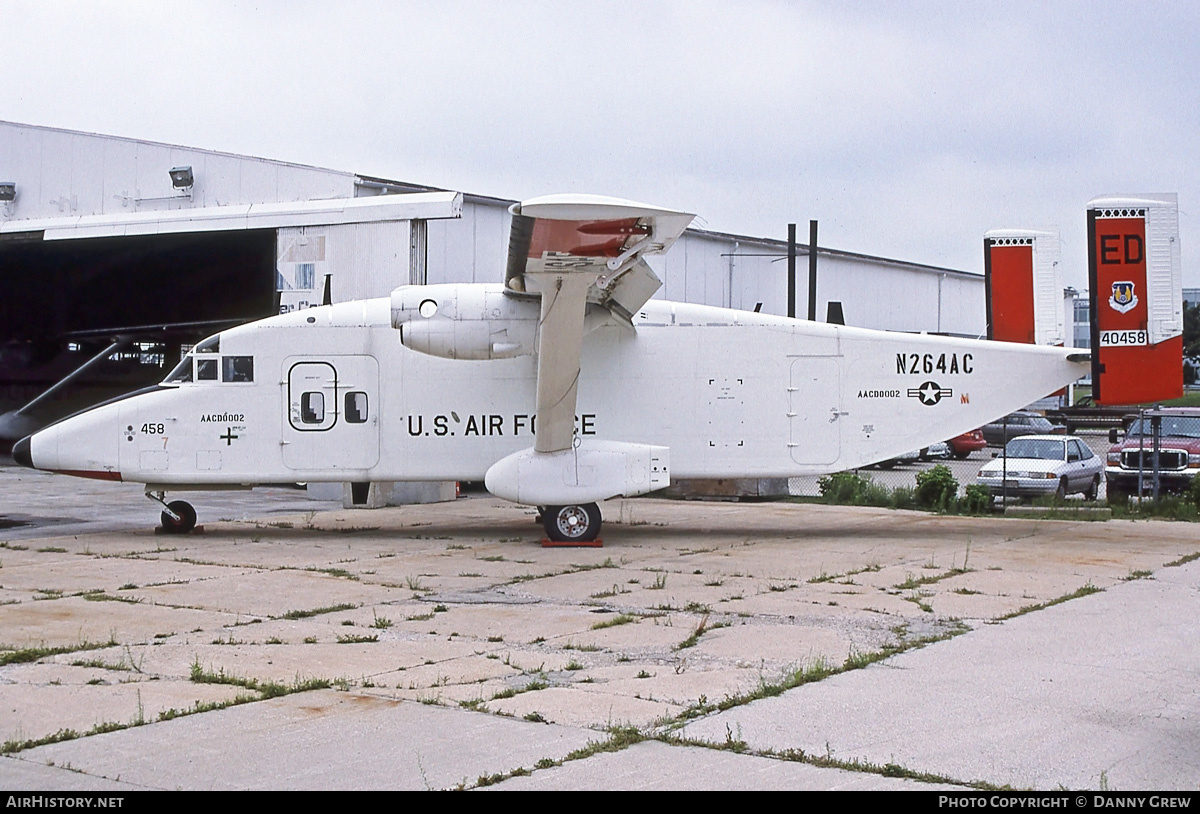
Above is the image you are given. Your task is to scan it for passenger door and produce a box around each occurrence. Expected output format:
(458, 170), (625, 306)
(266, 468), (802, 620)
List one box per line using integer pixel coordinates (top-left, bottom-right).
(282, 356), (380, 472)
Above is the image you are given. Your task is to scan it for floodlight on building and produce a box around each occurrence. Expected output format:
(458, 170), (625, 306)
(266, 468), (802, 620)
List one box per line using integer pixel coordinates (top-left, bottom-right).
(0, 182), (16, 202)
(169, 166), (194, 189)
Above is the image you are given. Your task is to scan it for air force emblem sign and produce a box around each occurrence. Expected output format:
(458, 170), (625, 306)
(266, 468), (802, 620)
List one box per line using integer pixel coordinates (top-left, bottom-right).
(1109, 281), (1138, 314)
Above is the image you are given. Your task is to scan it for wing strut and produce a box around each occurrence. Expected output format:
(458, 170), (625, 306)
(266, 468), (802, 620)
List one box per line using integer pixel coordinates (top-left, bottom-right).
(484, 194), (691, 507)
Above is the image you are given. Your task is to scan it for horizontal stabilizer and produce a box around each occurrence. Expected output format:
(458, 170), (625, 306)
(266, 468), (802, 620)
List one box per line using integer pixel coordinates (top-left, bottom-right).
(504, 194), (693, 319)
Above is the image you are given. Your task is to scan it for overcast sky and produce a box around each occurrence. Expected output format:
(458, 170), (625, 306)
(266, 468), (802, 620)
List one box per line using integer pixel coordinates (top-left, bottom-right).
(3, 0), (1197, 288)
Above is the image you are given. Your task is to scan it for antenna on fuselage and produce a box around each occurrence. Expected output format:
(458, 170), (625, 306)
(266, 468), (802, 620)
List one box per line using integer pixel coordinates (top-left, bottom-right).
(321, 274), (332, 307)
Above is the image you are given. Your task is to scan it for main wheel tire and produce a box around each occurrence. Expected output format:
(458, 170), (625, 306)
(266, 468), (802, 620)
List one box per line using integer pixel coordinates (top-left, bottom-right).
(543, 503), (601, 543)
(160, 500), (197, 534)
(1085, 475), (1100, 501)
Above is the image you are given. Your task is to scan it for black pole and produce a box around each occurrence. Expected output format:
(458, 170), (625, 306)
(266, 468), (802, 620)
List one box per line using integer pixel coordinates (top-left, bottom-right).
(808, 220), (818, 321)
(787, 223), (796, 319)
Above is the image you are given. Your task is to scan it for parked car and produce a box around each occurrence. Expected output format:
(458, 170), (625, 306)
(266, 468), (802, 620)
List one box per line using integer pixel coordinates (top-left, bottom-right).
(873, 442), (951, 469)
(946, 429), (986, 459)
(1105, 407), (1200, 502)
(976, 434), (1103, 500)
(981, 411), (1066, 446)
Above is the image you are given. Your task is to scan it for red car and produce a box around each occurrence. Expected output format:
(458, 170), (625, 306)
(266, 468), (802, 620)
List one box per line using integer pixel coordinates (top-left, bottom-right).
(947, 429), (986, 460)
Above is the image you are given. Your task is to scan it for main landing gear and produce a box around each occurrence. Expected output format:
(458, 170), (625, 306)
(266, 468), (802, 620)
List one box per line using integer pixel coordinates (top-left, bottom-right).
(148, 491), (197, 534)
(541, 503), (601, 543)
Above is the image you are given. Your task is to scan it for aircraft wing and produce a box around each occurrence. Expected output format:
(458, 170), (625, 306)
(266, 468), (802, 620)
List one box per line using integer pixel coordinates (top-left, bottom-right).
(504, 194), (693, 453)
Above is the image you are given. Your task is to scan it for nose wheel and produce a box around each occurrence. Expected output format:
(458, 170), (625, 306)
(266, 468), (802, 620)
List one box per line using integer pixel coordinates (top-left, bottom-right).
(148, 491), (197, 534)
(542, 503), (601, 543)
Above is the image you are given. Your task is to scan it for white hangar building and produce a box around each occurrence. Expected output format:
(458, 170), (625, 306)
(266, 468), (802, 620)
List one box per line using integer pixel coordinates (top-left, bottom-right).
(0, 121), (984, 437)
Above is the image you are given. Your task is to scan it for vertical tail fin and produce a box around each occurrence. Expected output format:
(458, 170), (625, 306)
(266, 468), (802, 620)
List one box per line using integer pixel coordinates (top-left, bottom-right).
(984, 229), (1064, 345)
(1087, 194), (1183, 405)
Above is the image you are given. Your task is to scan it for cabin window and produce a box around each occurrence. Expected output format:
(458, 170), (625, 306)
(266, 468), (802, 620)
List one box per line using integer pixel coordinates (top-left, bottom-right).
(223, 356), (254, 383)
(345, 391), (368, 423)
(300, 392), (325, 424)
(196, 358), (218, 381)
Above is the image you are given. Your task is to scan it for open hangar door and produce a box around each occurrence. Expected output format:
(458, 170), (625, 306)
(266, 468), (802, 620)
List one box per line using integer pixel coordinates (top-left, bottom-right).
(0, 229), (277, 444)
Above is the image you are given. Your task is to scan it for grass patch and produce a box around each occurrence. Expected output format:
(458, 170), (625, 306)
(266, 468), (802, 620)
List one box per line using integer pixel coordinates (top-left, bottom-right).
(0, 663), (338, 752)
(1108, 496), (1198, 522)
(305, 567), (359, 580)
(336, 633), (379, 644)
(491, 677), (549, 700)
(996, 583), (1102, 621)
(572, 557), (617, 571)
(279, 603), (356, 620)
(590, 613), (637, 630)
(808, 563), (880, 584)
(1165, 551), (1200, 568)
(561, 642), (600, 652)
(565, 724), (647, 762)
(0, 638), (118, 667)
(81, 590), (141, 604)
(190, 659), (331, 698)
(675, 613), (730, 650)
(893, 568), (971, 590)
(590, 584), (626, 598)
(674, 624), (968, 722)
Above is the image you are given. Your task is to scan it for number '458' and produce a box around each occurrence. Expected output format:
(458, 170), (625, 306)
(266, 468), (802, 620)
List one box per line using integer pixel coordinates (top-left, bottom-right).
(141, 423), (165, 434)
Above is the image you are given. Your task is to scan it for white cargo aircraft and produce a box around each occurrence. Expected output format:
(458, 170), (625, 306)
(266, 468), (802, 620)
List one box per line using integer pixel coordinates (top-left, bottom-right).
(13, 195), (1088, 541)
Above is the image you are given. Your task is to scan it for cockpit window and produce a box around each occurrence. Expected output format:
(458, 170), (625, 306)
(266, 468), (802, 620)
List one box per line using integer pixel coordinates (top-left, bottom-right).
(195, 335), (220, 354)
(164, 354), (193, 384)
(222, 356), (254, 383)
(196, 358), (218, 381)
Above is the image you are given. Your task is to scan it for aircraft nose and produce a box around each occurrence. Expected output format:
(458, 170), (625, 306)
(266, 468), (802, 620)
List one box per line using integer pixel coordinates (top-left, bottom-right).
(12, 435), (32, 468)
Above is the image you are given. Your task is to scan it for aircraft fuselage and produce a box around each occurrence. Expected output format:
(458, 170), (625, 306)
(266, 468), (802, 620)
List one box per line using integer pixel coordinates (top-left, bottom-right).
(19, 289), (1086, 490)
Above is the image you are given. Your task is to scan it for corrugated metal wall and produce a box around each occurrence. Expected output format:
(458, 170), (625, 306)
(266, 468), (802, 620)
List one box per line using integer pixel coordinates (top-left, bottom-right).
(0, 121), (986, 335)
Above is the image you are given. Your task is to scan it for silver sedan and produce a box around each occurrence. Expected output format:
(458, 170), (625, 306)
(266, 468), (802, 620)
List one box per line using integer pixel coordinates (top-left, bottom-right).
(977, 435), (1104, 500)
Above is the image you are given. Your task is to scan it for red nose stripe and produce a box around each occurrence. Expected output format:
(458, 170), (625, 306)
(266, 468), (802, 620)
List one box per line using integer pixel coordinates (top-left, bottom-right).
(52, 469), (123, 481)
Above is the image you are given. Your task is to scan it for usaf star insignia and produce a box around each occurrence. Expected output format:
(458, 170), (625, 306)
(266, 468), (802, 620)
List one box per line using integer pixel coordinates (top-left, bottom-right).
(907, 381), (952, 406)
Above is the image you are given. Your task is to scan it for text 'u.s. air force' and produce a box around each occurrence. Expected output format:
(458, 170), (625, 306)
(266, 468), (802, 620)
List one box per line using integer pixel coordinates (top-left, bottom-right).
(406, 413), (597, 437)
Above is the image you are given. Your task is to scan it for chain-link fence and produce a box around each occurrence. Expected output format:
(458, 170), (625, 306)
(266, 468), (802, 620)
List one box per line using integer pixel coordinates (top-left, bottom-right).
(791, 413), (1199, 509)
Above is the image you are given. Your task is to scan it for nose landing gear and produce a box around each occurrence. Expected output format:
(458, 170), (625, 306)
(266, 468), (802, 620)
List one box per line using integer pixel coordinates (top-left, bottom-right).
(148, 491), (197, 534)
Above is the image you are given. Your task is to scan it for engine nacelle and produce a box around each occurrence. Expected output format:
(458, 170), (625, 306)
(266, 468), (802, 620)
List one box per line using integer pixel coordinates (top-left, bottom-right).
(391, 283), (538, 360)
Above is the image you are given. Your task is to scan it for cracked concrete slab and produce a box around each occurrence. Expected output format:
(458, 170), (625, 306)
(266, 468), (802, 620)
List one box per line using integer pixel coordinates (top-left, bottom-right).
(2, 463), (1198, 790)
